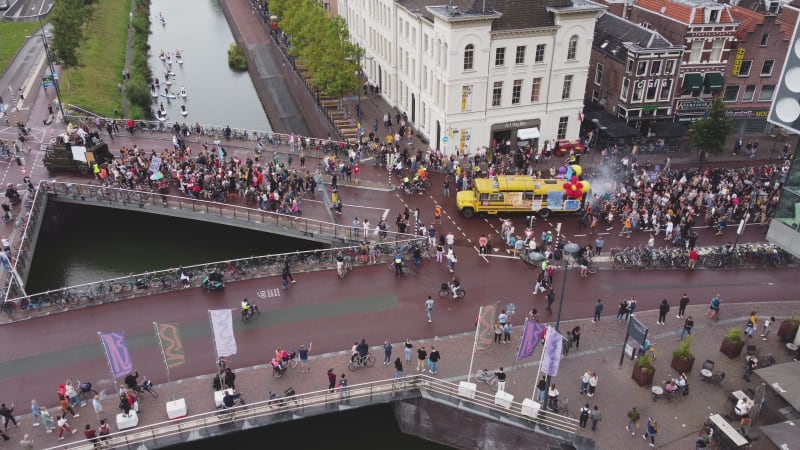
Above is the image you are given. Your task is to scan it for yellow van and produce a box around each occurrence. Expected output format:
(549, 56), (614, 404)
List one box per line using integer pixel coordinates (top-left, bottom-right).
(456, 175), (589, 218)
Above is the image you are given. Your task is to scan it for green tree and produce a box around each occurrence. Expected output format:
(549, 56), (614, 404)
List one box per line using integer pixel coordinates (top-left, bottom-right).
(690, 96), (733, 155)
(49, 0), (93, 87)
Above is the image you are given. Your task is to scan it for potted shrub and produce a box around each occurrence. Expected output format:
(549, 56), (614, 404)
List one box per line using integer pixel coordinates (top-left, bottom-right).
(632, 352), (655, 386)
(778, 316), (800, 343)
(720, 327), (744, 359)
(671, 336), (695, 373)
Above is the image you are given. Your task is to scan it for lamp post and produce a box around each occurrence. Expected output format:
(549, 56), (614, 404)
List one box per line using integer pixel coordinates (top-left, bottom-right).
(34, 21), (65, 121)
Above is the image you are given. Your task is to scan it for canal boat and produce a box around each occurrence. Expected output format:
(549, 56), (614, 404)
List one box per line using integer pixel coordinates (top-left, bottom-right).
(180, 105), (188, 117)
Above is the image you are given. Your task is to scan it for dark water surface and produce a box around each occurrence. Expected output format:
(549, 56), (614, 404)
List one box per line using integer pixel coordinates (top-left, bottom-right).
(26, 203), (321, 293)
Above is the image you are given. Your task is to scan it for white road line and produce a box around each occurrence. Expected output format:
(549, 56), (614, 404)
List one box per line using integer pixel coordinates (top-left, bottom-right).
(484, 254), (519, 260)
(473, 245), (489, 263)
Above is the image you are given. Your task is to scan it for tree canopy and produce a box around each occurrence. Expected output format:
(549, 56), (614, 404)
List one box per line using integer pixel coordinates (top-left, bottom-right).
(269, 0), (360, 98)
(49, 0), (94, 74)
(689, 96), (733, 155)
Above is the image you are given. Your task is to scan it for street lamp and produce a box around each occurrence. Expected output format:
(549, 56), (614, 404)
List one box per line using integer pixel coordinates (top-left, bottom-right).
(32, 21), (65, 121)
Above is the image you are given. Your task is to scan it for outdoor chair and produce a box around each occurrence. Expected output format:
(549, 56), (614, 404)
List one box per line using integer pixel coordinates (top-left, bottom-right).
(746, 345), (758, 357)
(710, 371), (725, 387)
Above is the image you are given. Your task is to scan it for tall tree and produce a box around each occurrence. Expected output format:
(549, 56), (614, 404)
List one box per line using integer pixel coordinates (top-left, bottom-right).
(690, 96), (733, 155)
(49, 0), (93, 86)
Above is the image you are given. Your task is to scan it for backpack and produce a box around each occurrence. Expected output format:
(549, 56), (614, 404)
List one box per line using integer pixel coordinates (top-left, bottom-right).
(580, 409), (589, 420)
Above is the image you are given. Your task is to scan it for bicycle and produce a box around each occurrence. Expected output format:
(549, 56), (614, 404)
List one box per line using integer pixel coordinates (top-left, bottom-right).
(348, 354), (376, 372)
(474, 369), (497, 386)
(75, 380), (98, 404)
(137, 377), (159, 399)
(216, 394), (246, 419)
(552, 397), (576, 419)
(337, 256), (353, 279)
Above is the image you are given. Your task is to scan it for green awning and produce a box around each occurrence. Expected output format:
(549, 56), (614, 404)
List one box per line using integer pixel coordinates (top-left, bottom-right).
(682, 73), (703, 93)
(704, 72), (724, 90)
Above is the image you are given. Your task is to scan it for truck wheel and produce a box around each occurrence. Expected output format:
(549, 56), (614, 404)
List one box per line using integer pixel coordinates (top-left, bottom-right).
(45, 165), (54, 173)
(538, 208), (551, 219)
(461, 208), (475, 218)
(79, 166), (89, 175)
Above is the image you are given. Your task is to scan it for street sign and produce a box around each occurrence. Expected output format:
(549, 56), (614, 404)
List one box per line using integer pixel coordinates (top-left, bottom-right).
(41, 74), (54, 88)
(442, 136), (448, 143)
(628, 316), (648, 345)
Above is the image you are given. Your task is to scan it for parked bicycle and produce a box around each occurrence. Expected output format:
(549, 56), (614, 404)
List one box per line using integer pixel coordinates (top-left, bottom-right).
(474, 368), (497, 386)
(348, 354), (376, 372)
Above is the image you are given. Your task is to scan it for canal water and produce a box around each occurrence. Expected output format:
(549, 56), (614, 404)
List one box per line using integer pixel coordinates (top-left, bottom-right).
(25, 203), (320, 294)
(147, 0), (272, 131)
(166, 404), (454, 449)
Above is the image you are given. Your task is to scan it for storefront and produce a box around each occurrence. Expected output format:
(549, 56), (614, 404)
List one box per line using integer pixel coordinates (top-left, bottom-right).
(673, 98), (710, 123)
(725, 109), (771, 134)
(491, 119), (541, 155)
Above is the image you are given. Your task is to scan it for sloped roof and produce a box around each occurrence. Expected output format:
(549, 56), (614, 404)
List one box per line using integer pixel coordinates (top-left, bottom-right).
(398, 0), (577, 30)
(730, 5), (765, 40)
(594, 13), (676, 59)
(636, 0), (735, 24)
(777, 5), (799, 40)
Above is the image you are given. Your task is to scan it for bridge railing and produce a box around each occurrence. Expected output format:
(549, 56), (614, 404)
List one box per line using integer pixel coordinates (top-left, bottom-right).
(1, 184), (48, 301)
(42, 375), (578, 450)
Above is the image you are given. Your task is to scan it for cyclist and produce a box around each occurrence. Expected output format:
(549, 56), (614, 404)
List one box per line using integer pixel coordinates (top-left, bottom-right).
(449, 276), (462, 298)
(393, 252), (404, 277)
(356, 338), (369, 365)
(335, 252), (346, 277)
(222, 390), (242, 408)
(241, 298), (259, 319)
(707, 294), (722, 320)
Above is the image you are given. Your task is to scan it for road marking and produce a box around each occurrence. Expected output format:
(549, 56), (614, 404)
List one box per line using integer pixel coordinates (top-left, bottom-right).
(257, 288), (281, 299)
(473, 246), (488, 263)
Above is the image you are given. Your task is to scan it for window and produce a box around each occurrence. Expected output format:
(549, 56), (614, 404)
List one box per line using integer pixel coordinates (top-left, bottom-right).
(511, 80), (522, 104)
(632, 80), (644, 102)
(637, 61), (647, 76)
(531, 78), (542, 102)
(709, 9), (719, 22)
(557, 116), (569, 140)
(723, 85), (739, 102)
(761, 59), (775, 76)
(567, 35), (579, 60)
(650, 60), (661, 75)
(768, 1), (780, 13)
(690, 40), (703, 63)
(492, 81), (503, 107)
(463, 44), (474, 71)
(562, 75), (573, 100)
(495, 47), (506, 67)
(535, 44), (546, 63)
(659, 79), (672, 101)
(758, 85), (775, 102)
(760, 33), (769, 46)
(594, 63), (604, 85)
(710, 39), (724, 62)
(621, 78), (630, 100)
(738, 60), (752, 76)
(645, 79), (658, 101)
(626, 60), (634, 74)
(742, 84), (755, 102)
(515, 46), (526, 65)
(664, 60), (675, 74)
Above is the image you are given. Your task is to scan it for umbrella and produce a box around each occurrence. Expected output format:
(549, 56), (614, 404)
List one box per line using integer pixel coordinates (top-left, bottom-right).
(150, 172), (164, 181)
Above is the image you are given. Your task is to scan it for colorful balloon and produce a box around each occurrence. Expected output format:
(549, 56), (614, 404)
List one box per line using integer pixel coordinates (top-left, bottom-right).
(571, 165), (582, 177)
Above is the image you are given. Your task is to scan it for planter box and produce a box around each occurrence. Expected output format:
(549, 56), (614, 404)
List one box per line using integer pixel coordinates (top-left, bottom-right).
(778, 321), (799, 343)
(671, 355), (695, 373)
(632, 365), (655, 386)
(720, 340), (744, 359)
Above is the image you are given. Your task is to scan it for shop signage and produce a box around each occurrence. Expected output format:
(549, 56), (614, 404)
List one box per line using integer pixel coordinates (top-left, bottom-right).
(675, 98), (710, 113)
(731, 48), (746, 76)
(500, 120), (535, 129)
(725, 109), (769, 119)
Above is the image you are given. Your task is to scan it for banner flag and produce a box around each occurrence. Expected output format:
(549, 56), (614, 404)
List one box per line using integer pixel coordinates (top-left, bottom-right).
(516, 319), (546, 360)
(99, 332), (134, 379)
(209, 309), (237, 357)
(157, 323), (186, 369)
(476, 303), (497, 351)
(540, 326), (563, 377)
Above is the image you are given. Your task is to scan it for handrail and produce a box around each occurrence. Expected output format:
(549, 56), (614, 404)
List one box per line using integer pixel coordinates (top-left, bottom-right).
(1, 185), (47, 303)
(41, 375), (578, 450)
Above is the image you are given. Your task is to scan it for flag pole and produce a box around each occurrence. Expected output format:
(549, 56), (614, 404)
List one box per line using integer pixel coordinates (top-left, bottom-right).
(153, 322), (172, 383)
(466, 306), (482, 383)
(532, 326), (549, 400)
(97, 332), (118, 386)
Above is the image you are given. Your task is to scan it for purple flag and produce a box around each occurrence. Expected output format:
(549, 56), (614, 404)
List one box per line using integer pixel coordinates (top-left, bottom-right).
(516, 319), (546, 360)
(540, 326), (563, 377)
(99, 332), (134, 380)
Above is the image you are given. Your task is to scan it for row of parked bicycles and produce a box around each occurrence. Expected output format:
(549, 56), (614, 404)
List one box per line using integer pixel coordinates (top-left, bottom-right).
(611, 243), (795, 270)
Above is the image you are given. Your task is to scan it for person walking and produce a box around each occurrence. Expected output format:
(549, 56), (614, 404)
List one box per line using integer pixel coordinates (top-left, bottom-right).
(394, 358), (404, 381)
(30, 399), (41, 427)
(327, 369), (337, 392)
(592, 299), (603, 323)
(339, 374), (349, 398)
(298, 342), (312, 373)
(494, 322), (503, 344)
(282, 260), (296, 285)
(762, 316), (776, 340)
(92, 395), (104, 422)
(0, 403), (16, 429)
(677, 293), (690, 318)
(495, 367), (507, 392)
(425, 296), (435, 323)
(56, 415), (77, 440)
(579, 370), (590, 395)
(446, 249), (457, 273)
(590, 405), (603, 431)
(40, 407), (54, 433)
(680, 316), (694, 341)
(416, 346), (427, 372)
(404, 338), (413, 363)
(579, 404), (590, 428)
(502, 322), (512, 344)
(571, 326), (581, 349)
(224, 368), (236, 390)
(588, 371), (598, 397)
(546, 288), (555, 313)
(626, 406), (640, 435)
(383, 340), (392, 365)
(428, 346), (441, 374)
(643, 416), (659, 447)
(657, 299), (670, 325)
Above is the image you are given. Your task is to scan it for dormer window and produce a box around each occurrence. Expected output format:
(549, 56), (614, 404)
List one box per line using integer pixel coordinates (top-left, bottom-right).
(767, 1), (780, 14)
(706, 8), (721, 23)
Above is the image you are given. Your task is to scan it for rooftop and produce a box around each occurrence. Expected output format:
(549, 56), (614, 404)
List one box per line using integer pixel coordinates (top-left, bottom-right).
(635, 0), (736, 24)
(400, 0), (590, 30)
(593, 13), (679, 60)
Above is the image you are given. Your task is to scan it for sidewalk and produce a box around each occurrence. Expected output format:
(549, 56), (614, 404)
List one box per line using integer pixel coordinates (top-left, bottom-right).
(15, 301), (798, 449)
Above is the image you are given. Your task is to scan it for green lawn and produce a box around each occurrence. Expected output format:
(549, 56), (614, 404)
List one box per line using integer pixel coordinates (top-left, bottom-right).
(61, 0), (132, 117)
(0, 22), (41, 76)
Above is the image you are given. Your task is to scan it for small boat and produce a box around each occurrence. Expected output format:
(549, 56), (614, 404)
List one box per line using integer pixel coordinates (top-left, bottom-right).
(159, 15), (166, 26)
(179, 86), (187, 98)
(157, 110), (167, 121)
(157, 115), (167, 122)
(176, 56), (184, 65)
(160, 93), (177, 99)
(180, 105), (188, 117)
(165, 80), (173, 86)
(159, 50), (166, 61)
(166, 71), (176, 77)
(151, 92), (159, 98)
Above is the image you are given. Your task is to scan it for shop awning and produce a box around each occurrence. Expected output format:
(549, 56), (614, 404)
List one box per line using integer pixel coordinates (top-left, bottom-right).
(762, 420), (800, 449)
(681, 73), (703, 94)
(704, 72), (724, 90)
(756, 361), (800, 411)
(517, 127), (540, 140)
(651, 122), (689, 138)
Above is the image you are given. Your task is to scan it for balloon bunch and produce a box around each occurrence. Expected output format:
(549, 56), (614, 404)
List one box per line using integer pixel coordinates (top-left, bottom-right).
(562, 164), (590, 199)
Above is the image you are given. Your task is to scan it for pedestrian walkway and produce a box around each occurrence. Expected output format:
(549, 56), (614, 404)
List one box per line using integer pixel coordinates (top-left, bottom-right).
(13, 301), (799, 449)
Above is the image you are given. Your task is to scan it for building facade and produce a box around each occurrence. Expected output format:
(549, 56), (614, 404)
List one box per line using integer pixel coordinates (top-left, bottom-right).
(586, 13), (685, 135)
(339, 0), (605, 155)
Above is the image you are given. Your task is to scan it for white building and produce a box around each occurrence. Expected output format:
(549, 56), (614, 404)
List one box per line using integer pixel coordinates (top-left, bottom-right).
(339, 0), (605, 155)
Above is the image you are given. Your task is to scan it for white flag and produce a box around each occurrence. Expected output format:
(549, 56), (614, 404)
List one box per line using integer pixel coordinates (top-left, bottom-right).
(541, 326), (563, 377)
(209, 309), (237, 357)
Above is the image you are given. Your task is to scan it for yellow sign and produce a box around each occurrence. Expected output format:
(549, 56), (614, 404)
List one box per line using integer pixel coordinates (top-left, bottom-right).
(461, 86), (472, 111)
(731, 48), (746, 76)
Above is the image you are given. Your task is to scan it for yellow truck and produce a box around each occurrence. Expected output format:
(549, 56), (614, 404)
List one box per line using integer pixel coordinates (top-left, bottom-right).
(456, 175), (589, 218)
